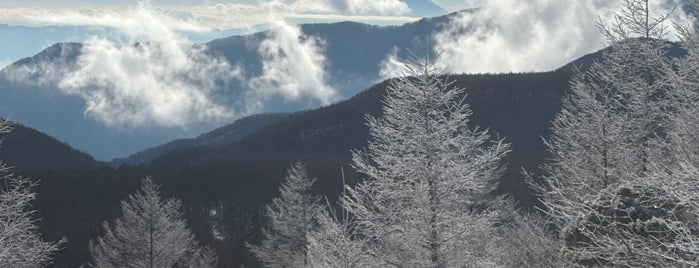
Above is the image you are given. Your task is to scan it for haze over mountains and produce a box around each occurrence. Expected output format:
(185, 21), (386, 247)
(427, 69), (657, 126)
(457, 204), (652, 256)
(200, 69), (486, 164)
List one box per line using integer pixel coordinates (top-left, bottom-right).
(3, 0), (675, 160)
(0, 11), (457, 160)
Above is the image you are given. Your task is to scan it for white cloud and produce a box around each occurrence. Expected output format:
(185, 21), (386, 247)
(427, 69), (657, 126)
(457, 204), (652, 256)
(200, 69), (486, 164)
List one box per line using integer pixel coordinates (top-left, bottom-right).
(378, 47), (408, 80)
(5, 3), (241, 129)
(292, 0), (411, 15)
(433, 0), (694, 74)
(342, 0), (411, 15)
(430, 0), (484, 12)
(1, 1), (346, 129)
(187, 2), (417, 29)
(59, 38), (237, 128)
(0, 0), (417, 30)
(246, 15), (338, 111)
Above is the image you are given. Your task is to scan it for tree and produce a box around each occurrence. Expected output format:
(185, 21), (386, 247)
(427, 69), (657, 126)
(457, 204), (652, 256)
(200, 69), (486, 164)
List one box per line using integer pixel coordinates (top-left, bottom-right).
(89, 177), (216, 268)
(490, 200), (569, 268)
(560, 183), (698, 267)
(0, 119), (63, 267)
(341, 57), (510, 267)
(248, 161), (322, 268)
(534, 0), (698, 266)
(307, 204), (380, 268)
(536, 0), (675, 232)
(597, 0), (675, 42)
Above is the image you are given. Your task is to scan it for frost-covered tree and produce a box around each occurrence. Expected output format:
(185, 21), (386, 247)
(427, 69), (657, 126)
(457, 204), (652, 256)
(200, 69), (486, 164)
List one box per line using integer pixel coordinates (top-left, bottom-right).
(307, 205), (380, 268)
(560, 183), (699, 267)
(535, 1), (699, 266)
(248, 161), (322, 268)
(89, 177), (216, 268)
(0, 119), (63, 267)
(666, 5), (699, 165)
(536, 0), (676, 230)
(491, 200), (569, 268)
(342, 57), (510, 267)
(597, 0), (675, 42)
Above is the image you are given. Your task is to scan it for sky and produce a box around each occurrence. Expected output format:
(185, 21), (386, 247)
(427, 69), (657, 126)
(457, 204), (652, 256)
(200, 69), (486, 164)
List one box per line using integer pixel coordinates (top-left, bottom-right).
(0, 0), (476, 29)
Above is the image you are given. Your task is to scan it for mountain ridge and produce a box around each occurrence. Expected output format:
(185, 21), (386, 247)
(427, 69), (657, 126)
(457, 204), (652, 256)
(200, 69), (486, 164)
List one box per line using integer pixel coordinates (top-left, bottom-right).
(0, 10), (468, 160)
(0, 120), (104, 172)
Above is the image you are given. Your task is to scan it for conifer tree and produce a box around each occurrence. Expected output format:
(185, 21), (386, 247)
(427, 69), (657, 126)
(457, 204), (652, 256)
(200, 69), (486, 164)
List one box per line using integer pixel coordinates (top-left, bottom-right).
(341, 57), (510, 267)
(535, 1), (699, 265)
(89, 177), (216, 268)
(248, 161), (322, 268)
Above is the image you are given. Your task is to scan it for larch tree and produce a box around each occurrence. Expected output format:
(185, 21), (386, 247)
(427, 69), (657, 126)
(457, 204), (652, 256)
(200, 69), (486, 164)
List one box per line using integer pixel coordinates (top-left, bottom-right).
(341, 56), (510, 267)
(89, 177), (216, 268)
(0, 119), (63, 267)
(307, 204), (380, 268)
(490, 200), (568, 268)
(534, 0), (699, 266)
(248, 161), (322, 268)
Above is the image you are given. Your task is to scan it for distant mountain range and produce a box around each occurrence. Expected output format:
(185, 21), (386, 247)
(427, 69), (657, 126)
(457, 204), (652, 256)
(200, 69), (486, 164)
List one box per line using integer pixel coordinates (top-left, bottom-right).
(0, 11), (461, 161)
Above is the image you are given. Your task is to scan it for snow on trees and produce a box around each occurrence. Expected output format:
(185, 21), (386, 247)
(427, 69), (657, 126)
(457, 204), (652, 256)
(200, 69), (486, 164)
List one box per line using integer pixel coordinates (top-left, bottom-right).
(490, 200), (568, 267)
(0, 119), (63, 267)
(307, 206), (379, 268)
(248, 161), (323, 268)
(535, 0), (699, 266)
(339, 57), (510, 267)
(89, 177), (216, 268)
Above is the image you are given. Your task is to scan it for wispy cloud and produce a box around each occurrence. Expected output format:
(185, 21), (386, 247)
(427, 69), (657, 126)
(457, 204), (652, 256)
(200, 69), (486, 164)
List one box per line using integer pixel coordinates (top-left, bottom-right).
(4, 3), (240, 129)
(246, 13), (338, 111)
(378, 47), (407, 80)
(59, 39), (237, 128)
(432, 0), (694, 74)
(0, 0), (418, 30)
(430, 0), (484, 12)
(2, 1), (345, 129)
(289, 0), (411, 15)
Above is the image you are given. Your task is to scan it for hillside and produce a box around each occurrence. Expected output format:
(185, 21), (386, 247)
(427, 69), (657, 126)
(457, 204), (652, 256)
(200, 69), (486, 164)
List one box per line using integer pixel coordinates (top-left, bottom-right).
(110, 113), (288, 166)
(0, 121), (103, 172)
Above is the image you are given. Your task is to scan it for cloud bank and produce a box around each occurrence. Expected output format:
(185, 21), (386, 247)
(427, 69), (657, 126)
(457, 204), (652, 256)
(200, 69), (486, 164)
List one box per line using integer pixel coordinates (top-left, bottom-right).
(432, 0), (694, 74)
(290, 0), (411, 15)
(0, 0), (418, 30)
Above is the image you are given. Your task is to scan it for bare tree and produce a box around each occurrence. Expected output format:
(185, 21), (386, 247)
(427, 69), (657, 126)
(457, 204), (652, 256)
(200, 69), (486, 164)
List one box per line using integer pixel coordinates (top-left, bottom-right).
(0, 119), (63, 267)
(597, 0), (675, 41)
(89, 177), (216, 268)
(341, 56), (510, 267)
(248, 161), (322, 268)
